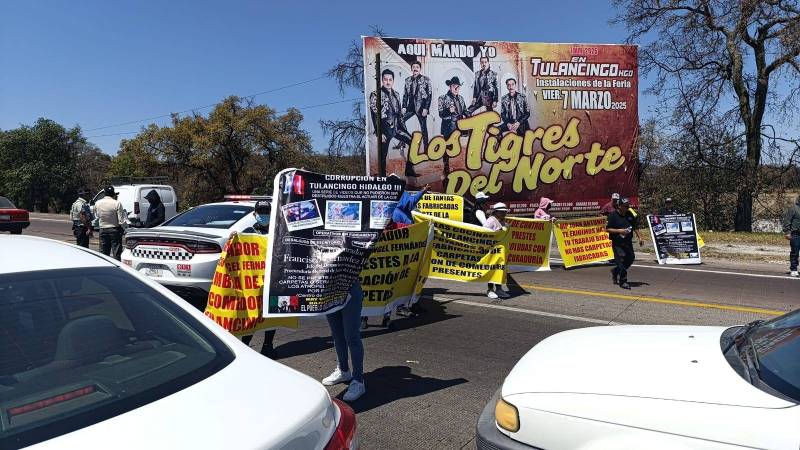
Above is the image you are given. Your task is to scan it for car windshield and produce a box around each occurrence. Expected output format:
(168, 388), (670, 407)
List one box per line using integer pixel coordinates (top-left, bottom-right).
(0, 197), (16, 208)
(162, 204), (253, 229)
(747, 309), (800, 402)
(0, 267), (233, 448)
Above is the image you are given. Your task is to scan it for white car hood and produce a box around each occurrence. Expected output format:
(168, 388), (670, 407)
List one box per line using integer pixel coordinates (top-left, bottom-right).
(133, 226), (232, 240)
(502, 325), (791, 408)
(33, 347), (336, 450)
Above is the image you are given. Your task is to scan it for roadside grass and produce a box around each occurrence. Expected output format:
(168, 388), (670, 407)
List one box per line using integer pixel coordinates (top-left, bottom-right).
(699, 231), (786, 246)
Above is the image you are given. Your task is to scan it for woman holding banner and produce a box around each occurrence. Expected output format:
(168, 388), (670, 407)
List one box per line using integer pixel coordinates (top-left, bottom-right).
(322, 281), (367, 402)
(484, 203), (511, 299)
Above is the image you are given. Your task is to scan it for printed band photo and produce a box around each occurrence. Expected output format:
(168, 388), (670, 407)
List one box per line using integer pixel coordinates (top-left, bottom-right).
(363, 36), (639, 214)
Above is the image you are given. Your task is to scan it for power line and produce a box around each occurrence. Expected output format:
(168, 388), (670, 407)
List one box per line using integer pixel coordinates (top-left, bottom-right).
(84, 97), (360, 139)
(84, 75), (328, 132)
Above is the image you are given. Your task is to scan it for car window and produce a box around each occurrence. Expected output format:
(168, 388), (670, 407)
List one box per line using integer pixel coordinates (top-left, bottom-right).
(751, 310), (800, 402)
(0, 267), (234, 448)
(162, 204), (254, 229)
(0, 197), (15, 208)
(158, 188), (174, 204)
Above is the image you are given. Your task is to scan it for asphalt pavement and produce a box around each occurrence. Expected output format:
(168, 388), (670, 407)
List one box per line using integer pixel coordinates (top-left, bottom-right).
(15, 214), (800, 449)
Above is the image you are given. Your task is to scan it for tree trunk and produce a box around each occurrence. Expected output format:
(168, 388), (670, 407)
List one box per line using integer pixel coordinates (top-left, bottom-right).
(734, 133), (762, 231)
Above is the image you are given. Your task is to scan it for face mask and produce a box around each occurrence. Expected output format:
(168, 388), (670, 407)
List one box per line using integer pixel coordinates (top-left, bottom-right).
(255, 214), (269, 225)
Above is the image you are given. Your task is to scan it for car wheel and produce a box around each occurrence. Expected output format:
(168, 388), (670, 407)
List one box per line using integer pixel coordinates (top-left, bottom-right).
(10, 228), (22, 235)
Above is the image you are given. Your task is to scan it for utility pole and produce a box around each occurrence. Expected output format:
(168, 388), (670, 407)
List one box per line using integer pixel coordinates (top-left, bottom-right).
(375, 53), (384, 177)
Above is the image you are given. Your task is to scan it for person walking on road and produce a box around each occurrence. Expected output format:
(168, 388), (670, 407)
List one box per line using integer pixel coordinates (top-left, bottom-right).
(534, 197), (555, 220)
(322, 281), (367, 402)
(95, 185), (127, 260)
(70, 188), (93, 248)
(143, 189), (166, 228)
(606, 198), (640, 289)
(484, 202), (511, 299)
(782, 195), (800, 277)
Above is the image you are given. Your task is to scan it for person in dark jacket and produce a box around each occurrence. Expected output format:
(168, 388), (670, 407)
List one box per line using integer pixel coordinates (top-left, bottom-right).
(782, 195), (800, 277)
(658, 197), (679, 215)
(144, 189), (166, 228)
(499, 78), (531, 136)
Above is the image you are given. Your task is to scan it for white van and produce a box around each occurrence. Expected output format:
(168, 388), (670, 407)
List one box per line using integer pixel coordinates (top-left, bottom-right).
(91, 184), (178, 228)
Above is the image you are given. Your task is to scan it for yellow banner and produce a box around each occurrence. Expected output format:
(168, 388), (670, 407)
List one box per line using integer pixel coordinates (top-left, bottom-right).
(414, 212), (509, 284)
(204, 234), (298, 336)
(697, 233), (705, 248)
(553, 217), (614, 268)
(506, 217), (553, 271)
(416, 193), (464, 222)
(360, 221), (434, 316)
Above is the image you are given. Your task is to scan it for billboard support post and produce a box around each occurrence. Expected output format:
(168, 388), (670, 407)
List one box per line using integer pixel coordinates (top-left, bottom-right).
(375, 53), (384, 177)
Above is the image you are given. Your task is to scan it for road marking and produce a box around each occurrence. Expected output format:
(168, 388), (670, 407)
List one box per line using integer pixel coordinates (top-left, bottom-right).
(630, 263), (797, 280)
(549, 257), (796, 280)
(29, 217), (72, 223)
(518, 284), (786, 316)
(448, 298), (626, 325)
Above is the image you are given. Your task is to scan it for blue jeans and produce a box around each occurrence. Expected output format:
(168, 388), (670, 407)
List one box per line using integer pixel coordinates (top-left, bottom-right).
(790, 235), (800, 272)
(326, 282), (364, 381)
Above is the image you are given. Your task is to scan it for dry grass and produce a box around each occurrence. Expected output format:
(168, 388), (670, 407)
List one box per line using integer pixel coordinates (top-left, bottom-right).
(699, 231), (786, 246)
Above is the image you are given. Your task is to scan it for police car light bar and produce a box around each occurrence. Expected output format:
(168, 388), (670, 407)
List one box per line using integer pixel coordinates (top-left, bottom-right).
(223, 195), (272, 201)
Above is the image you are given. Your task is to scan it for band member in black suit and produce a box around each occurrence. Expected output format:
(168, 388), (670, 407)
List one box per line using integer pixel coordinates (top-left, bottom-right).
(437, 76), (468, 176)
(401, 61), (433, 149)
(500, 78), (531, 136)
(467, 56), (499, 116)
(370, 69), (414, 176)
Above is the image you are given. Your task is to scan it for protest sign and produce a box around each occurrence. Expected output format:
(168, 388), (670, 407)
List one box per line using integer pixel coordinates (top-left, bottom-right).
(263, 169), (405, 317)
(647, 214), (702, 264)
(364, 37), (639, 214)
(506, 217), (553, 271)
(553, 217), (613, 268)
(204, 234), (298, 336)
(360, 220), (434, 316)
(415, 212), (509, 283)
(416, 193), (464, 221)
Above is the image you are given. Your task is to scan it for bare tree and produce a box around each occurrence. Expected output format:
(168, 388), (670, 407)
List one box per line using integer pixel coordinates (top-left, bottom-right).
(320, 27), (386, 165)
(613, 0), (800, 231)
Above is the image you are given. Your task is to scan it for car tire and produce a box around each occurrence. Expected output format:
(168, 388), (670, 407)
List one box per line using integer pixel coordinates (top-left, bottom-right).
(10, 228), (22, 235)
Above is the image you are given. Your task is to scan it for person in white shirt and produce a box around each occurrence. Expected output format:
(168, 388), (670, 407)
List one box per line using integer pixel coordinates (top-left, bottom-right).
(95, 185), (127, 260)
(483, 202), (510, 299)
(473, 191), (490, 226)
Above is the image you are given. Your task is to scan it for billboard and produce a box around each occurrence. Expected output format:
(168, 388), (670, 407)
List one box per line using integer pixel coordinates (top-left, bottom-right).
(363, 36), (639, 214)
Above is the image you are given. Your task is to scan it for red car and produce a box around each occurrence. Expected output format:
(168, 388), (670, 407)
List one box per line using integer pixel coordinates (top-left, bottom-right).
(0, 196), (30, 234)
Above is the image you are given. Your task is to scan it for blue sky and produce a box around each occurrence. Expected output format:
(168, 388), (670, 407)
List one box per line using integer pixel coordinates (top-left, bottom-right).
(0, 0), (650, 154)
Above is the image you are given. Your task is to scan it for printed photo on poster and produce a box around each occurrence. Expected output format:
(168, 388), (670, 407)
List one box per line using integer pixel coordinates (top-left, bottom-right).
(680, 221), (694, 232)
(652, 222), (666, 236)
(281, 199), (323, 231)
(325, 201), (362, 231)
(370, 200), (397, 229)
(666, 222), (680, 233)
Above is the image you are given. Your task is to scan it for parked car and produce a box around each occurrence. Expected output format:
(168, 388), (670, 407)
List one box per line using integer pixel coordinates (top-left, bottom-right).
(477, 315), (800, 449)
(0, 196), (30, 234)
(0, 235), (357, 450)
(90, 183), (178, 228)
(120, 196), (268, 309)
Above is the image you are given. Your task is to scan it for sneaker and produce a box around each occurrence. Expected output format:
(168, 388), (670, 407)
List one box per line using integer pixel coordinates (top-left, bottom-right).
(619, 282), (631, 290)
(487, 290), (499, 299)
(322, 368), (352, 386)
(496, 288), (511, 299)
(791, 271), (799, 277)
(343, 380), (366, 402)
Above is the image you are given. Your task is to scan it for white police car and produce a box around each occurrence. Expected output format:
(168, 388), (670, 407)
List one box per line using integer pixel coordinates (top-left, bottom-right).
(120, 196), (268, 309)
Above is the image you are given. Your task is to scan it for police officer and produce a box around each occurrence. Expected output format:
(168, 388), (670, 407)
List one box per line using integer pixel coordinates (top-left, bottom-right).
(606, 198), (643, 289)
(95, 185), (127, 259)
(231, 200), (279, 357)
(70, 188), (93, 247)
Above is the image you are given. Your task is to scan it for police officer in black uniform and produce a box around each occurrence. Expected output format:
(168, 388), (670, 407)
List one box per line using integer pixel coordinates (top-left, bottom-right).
(606, 198), (642, 289)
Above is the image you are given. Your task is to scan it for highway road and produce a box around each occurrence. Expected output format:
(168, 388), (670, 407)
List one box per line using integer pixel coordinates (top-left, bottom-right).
(15, 213), (800, 449)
